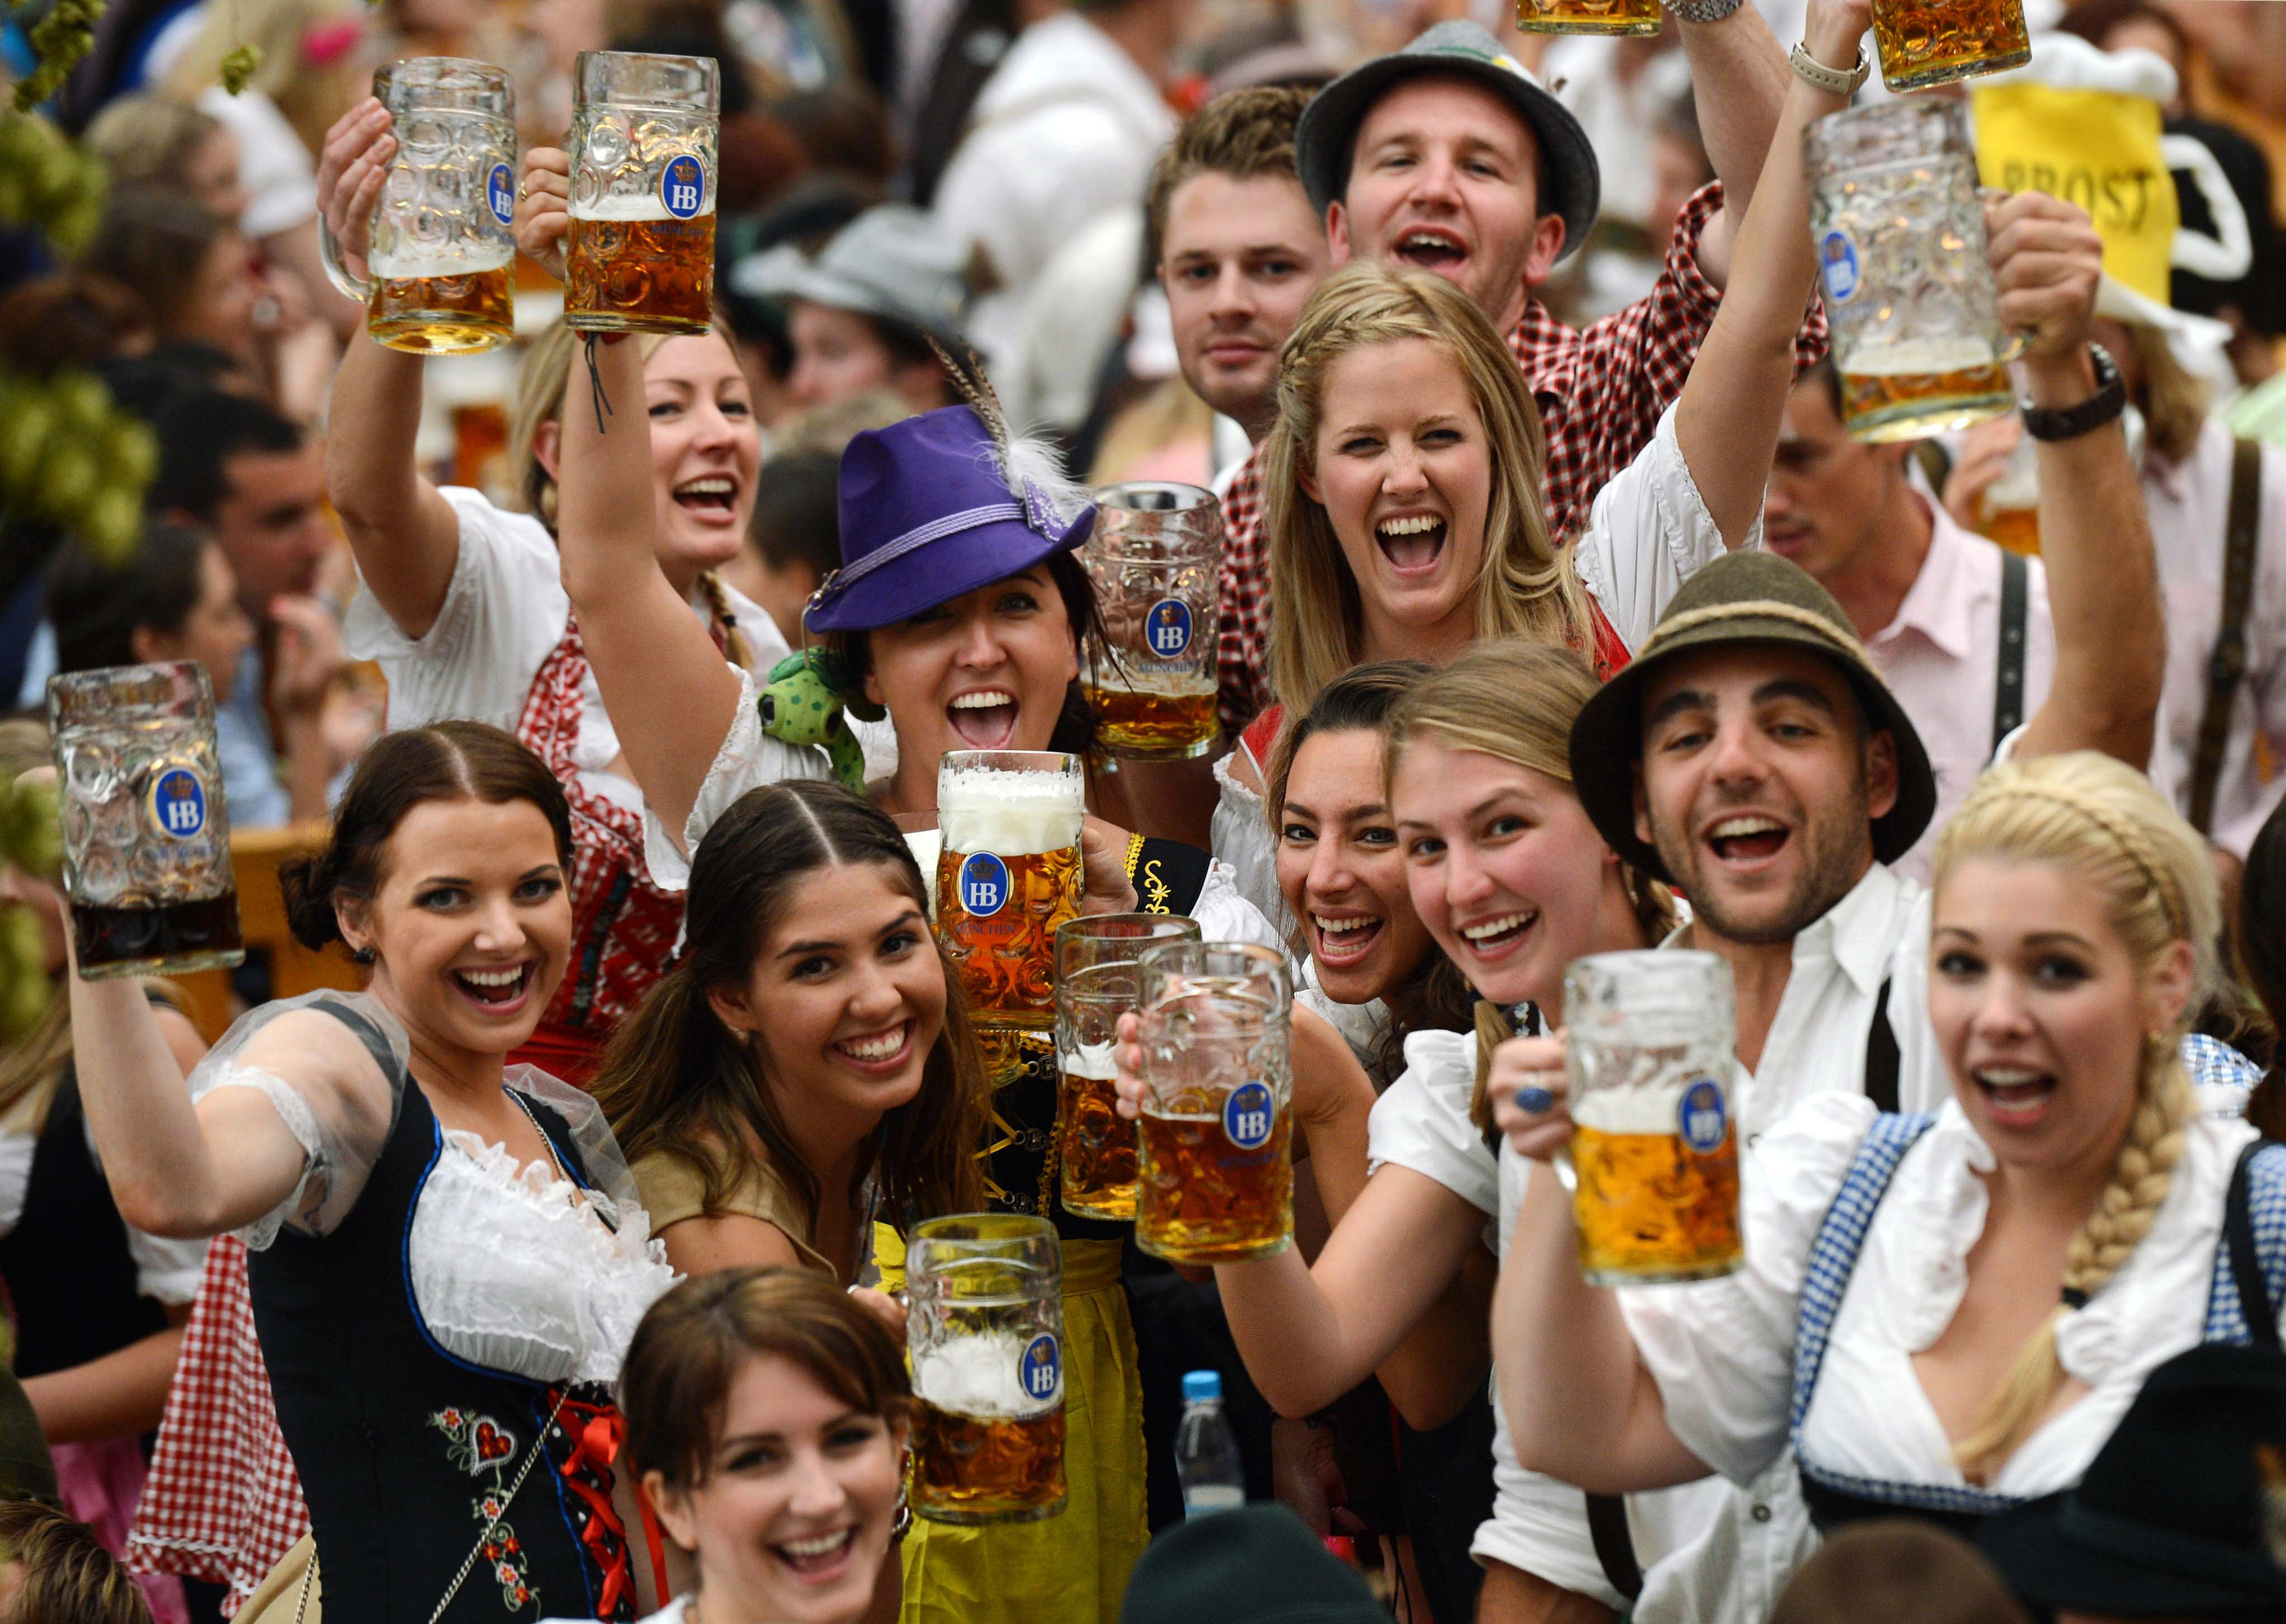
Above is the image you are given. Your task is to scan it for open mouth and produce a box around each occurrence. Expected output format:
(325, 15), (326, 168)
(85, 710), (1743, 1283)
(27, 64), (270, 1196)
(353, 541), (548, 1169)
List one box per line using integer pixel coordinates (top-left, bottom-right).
(450, 961), (535, 1013)
(672, 474), (738, 519)
(948, 689), (1019, 748)
(772, 1525), (857, 1581)
(833, 1021), (914, 1071)
(1705, 814), (1790, 866)
(1311, 912), (1385, 967)
(1972, 1065), (2056, 1127)
(1457, 908), (1537, 961)
(1376, 513), (1447, 575)
(1392, 227), (1467, 272)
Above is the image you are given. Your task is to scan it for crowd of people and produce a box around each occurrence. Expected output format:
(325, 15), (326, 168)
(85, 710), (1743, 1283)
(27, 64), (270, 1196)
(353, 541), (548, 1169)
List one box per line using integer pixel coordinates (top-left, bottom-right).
(3, 0), (2286, 1618)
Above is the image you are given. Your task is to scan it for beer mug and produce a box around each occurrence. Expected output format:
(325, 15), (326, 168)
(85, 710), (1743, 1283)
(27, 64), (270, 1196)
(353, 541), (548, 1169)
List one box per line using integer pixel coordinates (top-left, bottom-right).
(49, 664), (244, 980)
(934, 752), (1084, 1031)
(1806, 99), (2015, 445)
(319, 58), (517, 356)
(1514, 0), (1661, 35)
(1134, 941), (1293, 1264)
(1055, 913), (1201, 1220)
(1869, 0), (2028, 91)
(1081, 484), (1222, 761)
(1562, 951), (1742, 1287)
(565, 51), (720, 336)
(906, 1214), (1068, 1524)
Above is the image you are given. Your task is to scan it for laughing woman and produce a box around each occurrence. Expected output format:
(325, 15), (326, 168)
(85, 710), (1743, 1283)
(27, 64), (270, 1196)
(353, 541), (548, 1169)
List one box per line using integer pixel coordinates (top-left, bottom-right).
(65, 723), (680, 1624)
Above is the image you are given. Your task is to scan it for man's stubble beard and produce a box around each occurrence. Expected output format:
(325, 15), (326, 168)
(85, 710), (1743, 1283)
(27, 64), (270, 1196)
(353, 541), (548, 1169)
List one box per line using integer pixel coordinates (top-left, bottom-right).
(1650, 772), (1875, 948)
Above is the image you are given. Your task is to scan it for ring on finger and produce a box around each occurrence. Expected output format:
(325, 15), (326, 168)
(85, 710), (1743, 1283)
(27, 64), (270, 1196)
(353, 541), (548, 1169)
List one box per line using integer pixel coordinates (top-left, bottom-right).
(1515, 1085), (1556, 1116)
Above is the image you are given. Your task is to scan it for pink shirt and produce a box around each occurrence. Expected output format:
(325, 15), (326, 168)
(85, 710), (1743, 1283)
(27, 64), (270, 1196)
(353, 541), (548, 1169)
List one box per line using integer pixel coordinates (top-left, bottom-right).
(1859, 497), (2056, 884)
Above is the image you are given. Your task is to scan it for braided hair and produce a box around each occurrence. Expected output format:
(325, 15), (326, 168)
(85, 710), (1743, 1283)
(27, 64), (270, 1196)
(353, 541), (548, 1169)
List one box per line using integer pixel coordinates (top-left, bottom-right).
(1932, 752), (2218, 1481)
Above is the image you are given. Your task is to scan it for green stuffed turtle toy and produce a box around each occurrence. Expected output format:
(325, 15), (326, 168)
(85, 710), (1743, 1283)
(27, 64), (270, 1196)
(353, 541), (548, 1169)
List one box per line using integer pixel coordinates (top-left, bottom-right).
(756, 649), (885, 791)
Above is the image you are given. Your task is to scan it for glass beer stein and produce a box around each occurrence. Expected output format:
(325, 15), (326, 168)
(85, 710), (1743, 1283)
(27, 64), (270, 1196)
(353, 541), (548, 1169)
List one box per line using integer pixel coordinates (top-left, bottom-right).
(906, 1215), (1068, 1524)
(1562, 951), (1742, 1287)
(1134, 941), (1293, 1264)
(50, 664), (244, 979)
(1514, 0), (1661, 34)
(1869, 0), (2028, 92)
(1081, 484), (1222, 761)
(565, 50), (720, 336)
(319, 58), (517, 355)
(1806, 99), (2016, 445)
(935, 752), (1085, 1032)
(1055, 913), (1201, 1220)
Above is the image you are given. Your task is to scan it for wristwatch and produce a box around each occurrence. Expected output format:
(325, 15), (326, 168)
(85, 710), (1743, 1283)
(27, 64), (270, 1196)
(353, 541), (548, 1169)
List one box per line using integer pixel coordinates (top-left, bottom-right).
(1789, 40), (1871, 95)
(1666, 0), (1745, 22)
(2019, 343), (2127, 441)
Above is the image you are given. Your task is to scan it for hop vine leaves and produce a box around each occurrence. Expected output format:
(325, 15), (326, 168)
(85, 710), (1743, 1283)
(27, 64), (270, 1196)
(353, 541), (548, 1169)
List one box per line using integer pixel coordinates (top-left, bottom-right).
(12, 0), (104, 113)
(218, 43), (263, 95)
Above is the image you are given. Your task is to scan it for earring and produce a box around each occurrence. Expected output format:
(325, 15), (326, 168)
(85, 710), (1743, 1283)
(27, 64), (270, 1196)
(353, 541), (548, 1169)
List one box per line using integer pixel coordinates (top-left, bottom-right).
(351, 946), (375, 966)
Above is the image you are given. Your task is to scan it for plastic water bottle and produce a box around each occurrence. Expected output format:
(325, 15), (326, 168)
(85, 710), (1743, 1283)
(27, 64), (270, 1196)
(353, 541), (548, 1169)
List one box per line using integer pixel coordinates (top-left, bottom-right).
(1175, 1369), (1245, 1516)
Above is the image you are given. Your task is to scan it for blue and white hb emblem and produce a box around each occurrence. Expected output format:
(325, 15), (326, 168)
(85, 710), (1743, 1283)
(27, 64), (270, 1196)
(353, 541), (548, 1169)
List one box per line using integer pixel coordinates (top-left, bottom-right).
(486, 163), (516, 226)
(957, 851), (1009, 917)
(147, 767), (209, 841)
(1145, 598), (1193, 659)
(660, 154), (705, 220)
(1223, 1081), (1273, 1150)
(1021, 1334), (1061, 1404)
(1678, 1079), (1728, 1154)
(1819, 230), (1860, 304)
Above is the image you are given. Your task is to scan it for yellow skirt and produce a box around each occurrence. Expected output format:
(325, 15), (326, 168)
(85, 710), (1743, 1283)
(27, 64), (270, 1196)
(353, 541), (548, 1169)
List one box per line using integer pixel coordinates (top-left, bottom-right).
(875, 1230), (1147, 1624)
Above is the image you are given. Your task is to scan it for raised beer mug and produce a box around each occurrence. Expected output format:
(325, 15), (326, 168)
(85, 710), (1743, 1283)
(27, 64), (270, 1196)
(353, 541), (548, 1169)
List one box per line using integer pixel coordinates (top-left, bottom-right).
(565, 50), (720, 336)
(1869, 0), (2028, 92)
(319, 58), (517, 356)
(49, 663), (244, 980)
(1806, 98), (2016, 445)
(1055, 913), (1201, 1220)
(1514, 0), (1661, 35)
(1562, 951), (1742, 1287)
(1081, 483), (1222, 761)
(906, 1214), (1068, 1524)
(935, 751), (1084, 1031)
(1134, 941), (1293, 1264)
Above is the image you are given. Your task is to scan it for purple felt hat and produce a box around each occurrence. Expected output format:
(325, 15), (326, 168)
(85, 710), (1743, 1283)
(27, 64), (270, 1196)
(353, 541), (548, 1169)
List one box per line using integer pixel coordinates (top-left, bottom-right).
(802, 406), (1097, 634)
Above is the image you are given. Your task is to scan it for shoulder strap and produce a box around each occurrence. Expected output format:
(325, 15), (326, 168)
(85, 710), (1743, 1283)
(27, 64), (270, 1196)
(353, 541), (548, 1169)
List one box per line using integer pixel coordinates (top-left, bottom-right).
(1584, 1491), (1642, 1601)
(1790, 1112), (1939, 1435)
(307, 999), (410, 1145)
(1863, 979), (1901, 1115)
(2213, 1139), (2284, 1348)
(2187, 439), (2264, 834)
(1993, 549), (2028, 752)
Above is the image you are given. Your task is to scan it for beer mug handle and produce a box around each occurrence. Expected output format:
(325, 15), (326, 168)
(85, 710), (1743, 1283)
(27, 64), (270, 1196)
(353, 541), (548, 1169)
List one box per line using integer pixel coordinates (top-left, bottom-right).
(319, 219), (372, 303)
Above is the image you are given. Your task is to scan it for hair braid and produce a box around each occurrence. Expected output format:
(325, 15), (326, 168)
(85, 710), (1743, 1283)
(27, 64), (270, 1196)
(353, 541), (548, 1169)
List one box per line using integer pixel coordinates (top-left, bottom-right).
(696, 570), (757, 673)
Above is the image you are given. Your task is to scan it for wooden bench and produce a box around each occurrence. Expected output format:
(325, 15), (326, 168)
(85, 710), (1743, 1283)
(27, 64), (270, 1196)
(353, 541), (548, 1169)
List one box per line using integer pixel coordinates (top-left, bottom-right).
(172, 822), (363, 1045)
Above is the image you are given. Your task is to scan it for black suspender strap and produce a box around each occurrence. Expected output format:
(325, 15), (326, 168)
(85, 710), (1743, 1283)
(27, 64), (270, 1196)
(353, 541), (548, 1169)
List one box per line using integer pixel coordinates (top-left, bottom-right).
(2226, 1140), (2279, 1347)
(1993, 549), (2028, 752)
(1584, 1493), (1644, 1602)
(1864, 978), (1901, 1115)
(2188, 439), (2265, 835)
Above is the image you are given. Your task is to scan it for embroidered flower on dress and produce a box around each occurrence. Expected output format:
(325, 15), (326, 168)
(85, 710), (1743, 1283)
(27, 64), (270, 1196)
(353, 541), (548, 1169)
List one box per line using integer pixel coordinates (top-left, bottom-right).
(431, 1406), (540, 1612)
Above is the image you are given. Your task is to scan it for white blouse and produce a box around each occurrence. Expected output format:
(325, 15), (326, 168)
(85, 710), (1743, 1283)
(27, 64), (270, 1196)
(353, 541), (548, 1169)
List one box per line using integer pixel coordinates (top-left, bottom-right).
(1623, 1093), (2259, 1500)
(190, 992), (678, 1386)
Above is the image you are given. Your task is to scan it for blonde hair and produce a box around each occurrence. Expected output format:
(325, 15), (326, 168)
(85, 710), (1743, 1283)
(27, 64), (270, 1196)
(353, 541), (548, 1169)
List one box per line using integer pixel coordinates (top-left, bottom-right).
(83, 96), (223, 191)
(1932, 751), (2219, 1480)
(1262, 262), (1591, 711)
(2119, 320), (2209, 466)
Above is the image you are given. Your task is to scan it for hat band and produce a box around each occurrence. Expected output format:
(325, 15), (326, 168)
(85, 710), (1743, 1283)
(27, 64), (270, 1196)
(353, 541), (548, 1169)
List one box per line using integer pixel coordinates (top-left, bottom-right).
(807, 501), (1024, 613)
(1640, 598), (1873, 666)
(2057, 1496), (2286, 1592)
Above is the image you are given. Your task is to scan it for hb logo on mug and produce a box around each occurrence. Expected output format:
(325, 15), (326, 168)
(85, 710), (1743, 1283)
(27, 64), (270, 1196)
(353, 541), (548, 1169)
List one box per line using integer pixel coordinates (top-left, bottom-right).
(1021, 1334), (1061, 1404)
(957, 852), (1010, 918)
(1222, 1081), (1273, 1151)
(660, 154), (704, 220)
(1145, 599), (1193, 659)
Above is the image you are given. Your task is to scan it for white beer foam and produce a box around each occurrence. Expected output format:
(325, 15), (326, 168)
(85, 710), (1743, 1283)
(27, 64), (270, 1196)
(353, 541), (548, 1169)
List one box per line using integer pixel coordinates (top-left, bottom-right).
(938, 769), (1083, 857)
(1571, 1083), (1704, 1136)
(914, 1330), (1059, 1417)
(1845, 337), (2004, 376)
(569, 192), (712, 222)
(1058, 1040), (1118, 1080)
(369, 243), (515, 280)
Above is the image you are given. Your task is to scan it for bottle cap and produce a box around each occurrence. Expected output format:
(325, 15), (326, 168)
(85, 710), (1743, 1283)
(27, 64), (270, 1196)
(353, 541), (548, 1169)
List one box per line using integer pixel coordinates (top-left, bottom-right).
(1182, 1369), (1222, 1403)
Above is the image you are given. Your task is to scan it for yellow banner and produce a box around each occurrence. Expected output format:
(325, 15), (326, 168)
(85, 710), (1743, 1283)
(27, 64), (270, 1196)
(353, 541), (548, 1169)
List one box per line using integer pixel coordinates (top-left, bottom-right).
(1972, 82), (2177, 303)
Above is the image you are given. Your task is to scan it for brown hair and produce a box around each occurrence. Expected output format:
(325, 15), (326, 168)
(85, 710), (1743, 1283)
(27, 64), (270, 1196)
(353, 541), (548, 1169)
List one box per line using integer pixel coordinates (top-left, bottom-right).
(0, 272), (154, 374)
(590, 781), (986, 1240)
(1146, 86), (1315, 266)
(1770, 1520), (2030, 1624)
(2119, 319), (2209, 466)
(621, 1266), (912, 1492)
(1263, 261), (1589, 711)
(0, 1500), (156, 1624)
(78, 187), (231, 339)
(278, 723), (575, 951)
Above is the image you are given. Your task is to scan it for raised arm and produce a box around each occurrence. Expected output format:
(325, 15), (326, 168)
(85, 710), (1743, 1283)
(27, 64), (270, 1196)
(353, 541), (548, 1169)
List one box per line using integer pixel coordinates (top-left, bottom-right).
(1673, 2), (1792, 290)
(1999, 193), (2164, 768)
(315, 99), (464, 639)
(1673, 0), (1869, 546)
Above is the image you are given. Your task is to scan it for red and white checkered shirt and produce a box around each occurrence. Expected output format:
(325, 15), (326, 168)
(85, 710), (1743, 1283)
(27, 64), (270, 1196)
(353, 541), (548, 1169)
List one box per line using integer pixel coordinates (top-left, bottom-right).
(1213, 180), (1828, 734)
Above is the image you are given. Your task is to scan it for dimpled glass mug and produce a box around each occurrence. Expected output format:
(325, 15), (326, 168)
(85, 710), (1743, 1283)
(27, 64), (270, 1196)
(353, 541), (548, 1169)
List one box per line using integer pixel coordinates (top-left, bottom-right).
(564, 50), (720, 335)
(1055, 913), (1201, 1220)
(1080, 483), (1222, 761)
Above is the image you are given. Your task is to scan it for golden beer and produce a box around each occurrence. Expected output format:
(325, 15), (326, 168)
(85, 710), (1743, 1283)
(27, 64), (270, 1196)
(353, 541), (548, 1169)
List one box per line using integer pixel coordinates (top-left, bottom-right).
(1058, 1060), (1136, 1219)
(1840, 351), (2014, 445)
(910, 1399), (1068, 1523)
(1135, 1104), (1292, 1264)
(936, 845), (1083, 1028)
(1870, 0), (2029, 91)
(564, 207), (716, 336)
(1085, 682), (1218, 761)
(1572, 1116), (1743, 1287)
(1056, 914), (1197, 1222)
(1514, 0), (1661, 34)
(1980, 503), (2039, 556)
(367, 261), (515, 354)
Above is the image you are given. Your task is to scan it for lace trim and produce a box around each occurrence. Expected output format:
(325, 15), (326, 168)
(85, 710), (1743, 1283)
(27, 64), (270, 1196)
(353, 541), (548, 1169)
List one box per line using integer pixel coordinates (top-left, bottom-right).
(196, 1066), (332, 1252)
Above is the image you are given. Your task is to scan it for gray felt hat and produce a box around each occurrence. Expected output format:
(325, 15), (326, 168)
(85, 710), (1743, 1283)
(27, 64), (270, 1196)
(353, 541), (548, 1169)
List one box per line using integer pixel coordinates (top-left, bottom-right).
(734, 202), (972, 348)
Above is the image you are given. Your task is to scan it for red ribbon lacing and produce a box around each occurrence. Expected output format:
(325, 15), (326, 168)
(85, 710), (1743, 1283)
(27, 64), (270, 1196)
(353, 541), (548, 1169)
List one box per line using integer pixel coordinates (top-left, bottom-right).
(553, 1394), (673, 1619)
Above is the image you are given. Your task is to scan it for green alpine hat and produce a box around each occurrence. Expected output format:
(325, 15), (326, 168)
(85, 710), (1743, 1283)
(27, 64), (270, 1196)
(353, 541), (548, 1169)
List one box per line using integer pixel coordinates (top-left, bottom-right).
(1120, 1505), (1389, 1624)
(1569, 550), (1938, 884)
